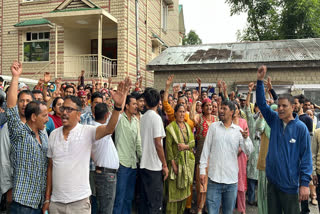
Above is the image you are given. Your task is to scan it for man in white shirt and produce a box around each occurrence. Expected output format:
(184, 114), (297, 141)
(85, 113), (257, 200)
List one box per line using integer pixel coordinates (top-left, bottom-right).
(139, 88), (168, 214)
(91, 102), (119, 214)
(200, 100), (253, 214)
(43, 78), (131, 214)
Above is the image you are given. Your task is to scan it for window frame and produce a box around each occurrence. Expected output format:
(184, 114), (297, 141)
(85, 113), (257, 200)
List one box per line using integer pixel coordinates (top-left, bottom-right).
(161, 1), (168, 32)
(23, 31), (50, 63)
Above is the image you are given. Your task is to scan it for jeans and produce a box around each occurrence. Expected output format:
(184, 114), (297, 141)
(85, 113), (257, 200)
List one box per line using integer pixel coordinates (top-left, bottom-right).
(94, 170), (117, 214)
(247, 178), (258, 203)
(206, 180), (237, 214)
(90, 170), (97, 214)
(139, 169), (163, 214)
(10, 201), (41, 214)
(90, 195), (97, 214)
(113, 165), (137, 214)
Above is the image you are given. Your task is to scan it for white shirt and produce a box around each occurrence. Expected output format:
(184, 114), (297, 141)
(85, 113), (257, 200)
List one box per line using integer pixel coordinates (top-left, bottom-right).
(47, 124), (97, 203)
(91, 120), (119, 169)
(199, 121), (253, 184)
(140, 110), (166, 171)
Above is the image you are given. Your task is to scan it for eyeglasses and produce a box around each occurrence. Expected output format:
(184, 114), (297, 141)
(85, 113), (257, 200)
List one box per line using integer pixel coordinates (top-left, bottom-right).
(59, 106), (79, 113)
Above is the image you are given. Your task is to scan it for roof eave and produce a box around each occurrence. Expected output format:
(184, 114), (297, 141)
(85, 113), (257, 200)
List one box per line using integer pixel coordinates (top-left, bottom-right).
(148, 60), (320, 71)
(14, 23), (54, 29)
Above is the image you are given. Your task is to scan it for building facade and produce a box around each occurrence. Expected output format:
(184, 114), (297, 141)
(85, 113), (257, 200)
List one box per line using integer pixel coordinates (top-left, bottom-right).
(0, 0), (184, 87)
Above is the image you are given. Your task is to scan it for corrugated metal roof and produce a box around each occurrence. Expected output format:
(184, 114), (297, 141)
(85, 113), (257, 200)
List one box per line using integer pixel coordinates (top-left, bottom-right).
(147, 38), (320, 70)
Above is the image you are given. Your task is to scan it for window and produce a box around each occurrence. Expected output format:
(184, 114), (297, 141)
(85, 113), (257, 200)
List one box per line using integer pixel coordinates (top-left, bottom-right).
(161, 1), (168, 31)
(24, 32), (50, 62)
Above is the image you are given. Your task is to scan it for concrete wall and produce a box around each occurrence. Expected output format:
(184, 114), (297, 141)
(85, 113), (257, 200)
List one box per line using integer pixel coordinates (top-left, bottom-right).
(154, 67), (320, 91)
(64, 29), (91, 56)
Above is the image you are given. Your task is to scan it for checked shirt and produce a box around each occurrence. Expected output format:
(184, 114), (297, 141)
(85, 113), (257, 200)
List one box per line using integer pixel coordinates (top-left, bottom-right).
(6, 106), (48, 209)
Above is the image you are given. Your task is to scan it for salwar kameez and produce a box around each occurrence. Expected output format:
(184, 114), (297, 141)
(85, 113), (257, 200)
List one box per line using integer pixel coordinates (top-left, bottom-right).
(258, 170), (268, 214)
(237, 118), (249, 213)
(195, 115), (215, 211)
(256, 117), (270, 214)
(165, 121), (195, 214)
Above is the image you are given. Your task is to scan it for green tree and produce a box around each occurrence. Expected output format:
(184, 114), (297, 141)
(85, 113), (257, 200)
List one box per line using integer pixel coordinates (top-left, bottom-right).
(226, 0), (320, 41)
(182, 30), (202, 45)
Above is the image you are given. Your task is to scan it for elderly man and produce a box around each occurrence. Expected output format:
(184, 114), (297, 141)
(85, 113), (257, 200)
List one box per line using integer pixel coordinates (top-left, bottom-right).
(78, 90), (91, 114)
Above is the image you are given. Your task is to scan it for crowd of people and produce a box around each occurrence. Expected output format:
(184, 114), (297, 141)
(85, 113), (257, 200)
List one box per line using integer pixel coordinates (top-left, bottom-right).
(0, 62), (317, 214)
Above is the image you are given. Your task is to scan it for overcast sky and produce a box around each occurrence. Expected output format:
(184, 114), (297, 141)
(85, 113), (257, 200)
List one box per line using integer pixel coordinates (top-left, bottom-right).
(179, 0), (248, 44)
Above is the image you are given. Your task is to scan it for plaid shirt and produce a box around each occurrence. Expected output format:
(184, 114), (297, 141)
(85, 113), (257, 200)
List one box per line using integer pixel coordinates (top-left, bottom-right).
(6, 106), (48, 209)
(81, 112), (96, 171)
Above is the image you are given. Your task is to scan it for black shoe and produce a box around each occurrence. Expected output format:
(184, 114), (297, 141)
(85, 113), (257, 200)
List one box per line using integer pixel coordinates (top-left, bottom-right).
(248, 201), (258, 206)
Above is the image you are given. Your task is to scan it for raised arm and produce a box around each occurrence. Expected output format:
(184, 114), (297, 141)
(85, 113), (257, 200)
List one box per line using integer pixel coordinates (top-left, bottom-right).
(189, 90), (200, 125)
(7, 62), (22, 108)
(43, 72), (51, 102)
(196, 77), (201, 98)
(92, 79), (96, 93)
(95, 77), (131, 140)
(172, 85), (180, 99)
(80, 70), (85, 86)
(46, 78), (61, 109)
(256, 65), (277, 126)
(108, 77), (112, 90)
(222, 81), (229, 100)
(266, 76), (278, 101)
(163, 75), (175, 122)
(164, 75), (174, 103)
(246, 82), (254, 108)
(245, 82), (256, 139)
(207, 85), (212, 94)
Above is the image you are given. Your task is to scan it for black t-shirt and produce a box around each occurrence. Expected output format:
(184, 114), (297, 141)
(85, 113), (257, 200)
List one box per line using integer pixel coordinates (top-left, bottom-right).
(299, 113), (313, 133)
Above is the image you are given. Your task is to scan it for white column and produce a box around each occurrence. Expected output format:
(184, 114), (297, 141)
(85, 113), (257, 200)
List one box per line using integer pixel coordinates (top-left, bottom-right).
(98, 15), (103, 78)
(55, 25), (58, 78)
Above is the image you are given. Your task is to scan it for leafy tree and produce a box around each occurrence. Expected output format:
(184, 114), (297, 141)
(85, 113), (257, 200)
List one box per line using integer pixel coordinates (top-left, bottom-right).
(182, 30), (202, 45)
(226, 0), (320, 41)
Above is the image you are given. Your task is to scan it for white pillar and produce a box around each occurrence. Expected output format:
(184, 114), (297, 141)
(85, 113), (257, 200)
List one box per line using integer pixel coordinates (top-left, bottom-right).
(98, 15), (103, 78)
(55, 25), (58, 78)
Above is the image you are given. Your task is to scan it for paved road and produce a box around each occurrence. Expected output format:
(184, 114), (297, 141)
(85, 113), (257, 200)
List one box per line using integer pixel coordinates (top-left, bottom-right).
(1, 197), (319, 214)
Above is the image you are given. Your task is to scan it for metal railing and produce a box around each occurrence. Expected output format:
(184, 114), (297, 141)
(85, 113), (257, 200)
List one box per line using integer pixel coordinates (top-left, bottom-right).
(64, 54), (117, 78)
(102, 56), (117, 78)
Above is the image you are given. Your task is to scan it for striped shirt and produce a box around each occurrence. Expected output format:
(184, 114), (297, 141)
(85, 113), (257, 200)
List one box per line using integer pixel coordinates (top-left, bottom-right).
(6, 106), (48, 209)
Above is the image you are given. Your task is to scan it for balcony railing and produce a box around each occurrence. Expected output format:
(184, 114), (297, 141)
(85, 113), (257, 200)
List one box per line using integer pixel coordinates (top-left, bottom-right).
(64, 54), (117, 78)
